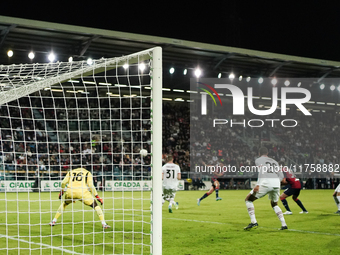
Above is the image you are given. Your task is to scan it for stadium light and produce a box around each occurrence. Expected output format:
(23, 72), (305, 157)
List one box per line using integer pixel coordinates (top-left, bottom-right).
(123, 63), (129, 69)
(87, 58), (93, 65)
(194, 68), (201, 78)
(218, 73), (222, 78)
(229, 73), (235, 80)
(297, 82), (302, 87)
(169, 67), (175, 74)
(246, 77), (251, 82)
(183, 69), (187, 75)
(28, 52), (35, 60)
(7, 50), (13, 57)
(173, 89), (184, 92)
(330, 85), (335, 91)
(320, 84), (325, 90)
(139, 63), (146, 72)
(337, 85), (340, 92)
(68, 56), (73, 62)
(238, 75), (243, 81)
(258, 77), (264, 84)
(48, 52), (56, 62)
(284, 80), (290, 86)
(271, 78), (277, 86)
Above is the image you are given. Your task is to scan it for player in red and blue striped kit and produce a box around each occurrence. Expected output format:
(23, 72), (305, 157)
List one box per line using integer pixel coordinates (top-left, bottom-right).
(279, 162), (308, 215)
(197, 162), (223, 205)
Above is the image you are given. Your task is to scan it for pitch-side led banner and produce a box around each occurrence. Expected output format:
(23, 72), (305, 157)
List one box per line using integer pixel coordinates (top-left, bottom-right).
(0, 180), (61, 192)
(0, 181), (35, 192)
(105, 180), (185, 191)
(41, 181), (62, 192)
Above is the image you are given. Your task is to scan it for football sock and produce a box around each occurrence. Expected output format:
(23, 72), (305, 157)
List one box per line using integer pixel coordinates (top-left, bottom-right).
(199, 193), (209, 201)
(294, 198), (307, 211)
(333, 196), (339, 205)
(94, 205), (105, 222)
(215, 188), (219, 198)
(273, 205), (286, 226)
(169, 198), (174, 208)
(281, 198), (291, 212)
(337, 196), (340, 210)
(54, 202), (68, 220)
(245, 201), (257, 224)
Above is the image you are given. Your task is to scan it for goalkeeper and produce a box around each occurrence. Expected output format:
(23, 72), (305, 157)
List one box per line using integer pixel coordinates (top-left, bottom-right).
(50, 157), (110, 229)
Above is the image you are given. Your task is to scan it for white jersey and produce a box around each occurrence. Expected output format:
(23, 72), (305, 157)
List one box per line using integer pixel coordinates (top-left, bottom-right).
(255, 156), (283, 187)
(162, 162), (181, 190)
(335, 184), (340, 193)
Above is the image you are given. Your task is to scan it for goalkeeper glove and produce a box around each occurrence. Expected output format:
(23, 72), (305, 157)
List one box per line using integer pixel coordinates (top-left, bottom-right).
(59, 190), (64, 199)
(96, 195), (103, 205)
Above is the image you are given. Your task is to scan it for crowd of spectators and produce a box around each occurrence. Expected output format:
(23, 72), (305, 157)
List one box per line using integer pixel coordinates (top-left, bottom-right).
(0, 94), (339, 189)
(0, 92), (153, 181)
(190, 105), (340, 189)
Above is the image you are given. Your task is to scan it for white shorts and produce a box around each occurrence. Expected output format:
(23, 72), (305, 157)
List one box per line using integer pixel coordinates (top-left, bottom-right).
(335, 184), (340, 193)
(162, 186), (177, 199)
(251, 185), (280, 202)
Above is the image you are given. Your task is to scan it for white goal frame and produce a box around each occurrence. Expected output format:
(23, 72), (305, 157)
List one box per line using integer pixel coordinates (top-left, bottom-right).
(0, 47), (162, 255)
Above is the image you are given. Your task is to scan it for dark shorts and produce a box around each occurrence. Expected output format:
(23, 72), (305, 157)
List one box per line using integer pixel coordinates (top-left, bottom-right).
(211, 179), (219, 189)
(284, 187), (301, 197)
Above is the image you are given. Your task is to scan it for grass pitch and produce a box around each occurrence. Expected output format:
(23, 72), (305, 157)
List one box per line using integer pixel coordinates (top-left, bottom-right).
(0, 189), (339, 254)
(164, 189), (340, 255)
(0, 191), (151, 254)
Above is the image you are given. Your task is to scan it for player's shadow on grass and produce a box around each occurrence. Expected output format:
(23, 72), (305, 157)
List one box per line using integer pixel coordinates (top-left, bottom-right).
(318, 213), (340, 217)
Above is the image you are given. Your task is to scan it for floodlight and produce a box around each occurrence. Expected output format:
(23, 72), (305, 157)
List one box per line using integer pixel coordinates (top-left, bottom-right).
(7, 50), (13, 57)
(194, 68), (201, 78)
(48, 53), (56, 62)
(28, 52), (35, 60)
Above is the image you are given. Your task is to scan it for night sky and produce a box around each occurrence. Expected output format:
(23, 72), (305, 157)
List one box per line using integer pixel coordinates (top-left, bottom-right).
(1, 1), (339, 61)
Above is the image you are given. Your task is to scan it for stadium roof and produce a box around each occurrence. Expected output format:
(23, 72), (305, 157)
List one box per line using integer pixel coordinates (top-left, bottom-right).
(1, 15), (340, 106)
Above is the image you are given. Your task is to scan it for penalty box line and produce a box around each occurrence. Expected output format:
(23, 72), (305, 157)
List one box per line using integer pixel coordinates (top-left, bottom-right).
(0, 234), (88, 255)
(166, 217), (340, 237)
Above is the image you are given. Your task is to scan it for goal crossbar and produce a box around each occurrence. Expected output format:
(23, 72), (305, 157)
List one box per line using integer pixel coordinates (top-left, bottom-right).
(0, 48), (154, 105)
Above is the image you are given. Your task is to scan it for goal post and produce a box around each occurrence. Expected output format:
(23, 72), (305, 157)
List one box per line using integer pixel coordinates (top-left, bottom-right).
(150, 47), (162, 255)
(0, 47), (162, 255)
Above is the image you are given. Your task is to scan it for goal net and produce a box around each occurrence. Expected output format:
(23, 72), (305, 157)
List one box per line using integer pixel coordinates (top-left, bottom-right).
(0, 47), (162, 255)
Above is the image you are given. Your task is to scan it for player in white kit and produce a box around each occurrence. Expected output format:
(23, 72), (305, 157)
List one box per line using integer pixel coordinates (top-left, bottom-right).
(333, 183), (340, 214)
(162, 155), (181, 213)
(244, 147), (288, 230)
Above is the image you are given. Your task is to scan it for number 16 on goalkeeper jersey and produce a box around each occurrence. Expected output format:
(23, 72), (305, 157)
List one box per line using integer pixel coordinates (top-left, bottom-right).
(49, 167), (110, 229)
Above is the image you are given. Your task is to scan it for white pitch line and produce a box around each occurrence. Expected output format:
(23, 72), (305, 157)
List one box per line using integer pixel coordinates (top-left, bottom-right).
(166, 217), (340, 237)
(285, 229), (340, 236)
(0, 234), (88, 255)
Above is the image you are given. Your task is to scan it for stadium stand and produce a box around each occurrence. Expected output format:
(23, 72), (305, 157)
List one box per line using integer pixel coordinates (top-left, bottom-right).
(2, 100), (339, 190)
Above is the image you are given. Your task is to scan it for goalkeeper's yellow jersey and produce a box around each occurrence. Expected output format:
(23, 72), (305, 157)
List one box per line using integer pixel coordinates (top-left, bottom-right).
(61, 168), (98, 196)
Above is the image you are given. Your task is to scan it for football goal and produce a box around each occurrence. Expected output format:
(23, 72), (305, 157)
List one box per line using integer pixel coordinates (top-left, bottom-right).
(0, 47), (162, 255)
